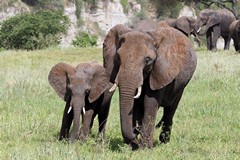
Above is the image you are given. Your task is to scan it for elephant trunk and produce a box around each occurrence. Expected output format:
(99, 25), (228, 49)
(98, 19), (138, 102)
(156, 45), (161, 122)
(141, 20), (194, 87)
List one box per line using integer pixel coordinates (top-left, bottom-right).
(198, 27), (208, 36)
(117, 71), (140, 144)
(69, 97), (84, 143)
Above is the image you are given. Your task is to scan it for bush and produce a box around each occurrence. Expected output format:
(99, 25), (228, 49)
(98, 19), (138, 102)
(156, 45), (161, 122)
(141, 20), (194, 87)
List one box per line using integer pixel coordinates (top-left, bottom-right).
(0, 10), (69, 50)
(72, 32), (98, 48)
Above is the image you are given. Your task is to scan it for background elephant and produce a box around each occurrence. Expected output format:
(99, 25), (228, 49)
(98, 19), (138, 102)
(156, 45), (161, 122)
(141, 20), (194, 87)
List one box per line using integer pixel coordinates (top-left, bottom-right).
(48, 62), (112, 143)
(103, 23), (197, 149)
(229, 20), (240, 52)
(195, 9), (236, 51)
(166, 16), (202, 47)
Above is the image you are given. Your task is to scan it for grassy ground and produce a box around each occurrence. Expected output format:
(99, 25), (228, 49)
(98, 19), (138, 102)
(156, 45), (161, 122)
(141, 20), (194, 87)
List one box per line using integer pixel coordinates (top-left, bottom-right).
(0, 47), (239, 159)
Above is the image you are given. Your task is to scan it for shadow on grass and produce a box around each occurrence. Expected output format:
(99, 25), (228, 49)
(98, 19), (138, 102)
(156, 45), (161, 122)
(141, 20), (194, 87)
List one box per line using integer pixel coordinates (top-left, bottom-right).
(108, 137), (126, 152)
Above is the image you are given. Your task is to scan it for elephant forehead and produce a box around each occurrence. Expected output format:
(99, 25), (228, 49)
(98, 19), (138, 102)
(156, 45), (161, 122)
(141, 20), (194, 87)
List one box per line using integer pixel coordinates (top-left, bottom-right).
(124, 31), (150, 41)
(119, 40), (149, 57)
(75, 64), (93, 79)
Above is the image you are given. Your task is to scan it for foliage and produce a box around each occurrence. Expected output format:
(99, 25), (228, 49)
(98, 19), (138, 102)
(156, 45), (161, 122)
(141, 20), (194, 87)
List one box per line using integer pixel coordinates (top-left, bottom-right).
(130, 0), (148, 24)
(0, 10), (69, 50)
(31, 0), (65, 12)
(72, 32), (98, 48)
(120, 0), (129, 14)
(75, 0), (83, 19)
(150, 0), (183, 19)
(0, 48), (239, 159)
(0, 0), (17, 11)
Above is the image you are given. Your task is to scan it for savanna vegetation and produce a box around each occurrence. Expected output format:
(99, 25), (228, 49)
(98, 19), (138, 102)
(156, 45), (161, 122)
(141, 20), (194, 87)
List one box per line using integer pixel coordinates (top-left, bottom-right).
(0, 0), (239, 159)
(0, 47), (239, 159)
(0, 10), (69, 50)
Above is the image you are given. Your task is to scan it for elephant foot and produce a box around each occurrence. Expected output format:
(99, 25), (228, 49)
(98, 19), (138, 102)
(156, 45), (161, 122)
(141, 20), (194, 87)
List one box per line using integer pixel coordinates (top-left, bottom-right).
(130, 141), (140, 151)
(138, 131), (154, 148)
(155, 120), (163, 128)
(139, 138), (154, 149)
(159, 131), (171, 143)
(97, 132), (105, 142)
(210, 48), (217, 52)
(78, 133), (88, 142)
(159, 125), (172, 144)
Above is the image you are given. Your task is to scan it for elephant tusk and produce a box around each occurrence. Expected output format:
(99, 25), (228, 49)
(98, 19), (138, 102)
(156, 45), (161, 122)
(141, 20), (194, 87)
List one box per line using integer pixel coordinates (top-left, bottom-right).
(83, 107), (86, 114)
(109, 83), (117, 92)
(197, 27), (201, 33)
(67, 106), (72, 114)
(134, 86), (142, 99)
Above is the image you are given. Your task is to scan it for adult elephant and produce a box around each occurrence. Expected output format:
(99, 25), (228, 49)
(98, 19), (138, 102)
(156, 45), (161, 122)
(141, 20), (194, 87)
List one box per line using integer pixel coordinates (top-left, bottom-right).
(103, 23), (197, 149)
(229, 20), (240, 52)
(195, 9), (236, 51)
(166, 16), (202, 46)
(48, 62), (113, 143)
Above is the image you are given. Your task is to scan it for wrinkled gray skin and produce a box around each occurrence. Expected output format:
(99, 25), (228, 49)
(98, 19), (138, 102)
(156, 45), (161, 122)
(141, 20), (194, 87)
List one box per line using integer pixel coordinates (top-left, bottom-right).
(103, 22), (197, 149)
(229, 20), (240, 52)
(48, 62), (112, 143)
(195, 9), (236, 51)
(166, 16), (202, 47)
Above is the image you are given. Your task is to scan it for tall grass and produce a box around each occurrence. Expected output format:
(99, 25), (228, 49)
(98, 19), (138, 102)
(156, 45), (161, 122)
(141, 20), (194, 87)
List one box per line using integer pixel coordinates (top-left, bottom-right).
(0, 47), (239, 159)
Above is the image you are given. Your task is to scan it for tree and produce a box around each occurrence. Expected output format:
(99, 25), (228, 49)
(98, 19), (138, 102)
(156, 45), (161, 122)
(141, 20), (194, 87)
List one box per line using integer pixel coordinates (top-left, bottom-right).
(21, 0), (37, 6)
(184, 0), (240, 18)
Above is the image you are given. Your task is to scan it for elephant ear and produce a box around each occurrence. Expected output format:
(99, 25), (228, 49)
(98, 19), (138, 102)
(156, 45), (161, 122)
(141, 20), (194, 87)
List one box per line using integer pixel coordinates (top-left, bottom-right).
(206, 13), (222, 28)
(103, 24), (132, 82)
(148, 28), (190, 90)
(88, 62), (112, 103)
(176, 17), (191, 35)
(48, 62), (75, 101)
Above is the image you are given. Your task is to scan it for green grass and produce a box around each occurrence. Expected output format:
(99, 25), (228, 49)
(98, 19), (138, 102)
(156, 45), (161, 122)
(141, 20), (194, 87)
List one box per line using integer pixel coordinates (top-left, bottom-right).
(0, 47), (239, 159)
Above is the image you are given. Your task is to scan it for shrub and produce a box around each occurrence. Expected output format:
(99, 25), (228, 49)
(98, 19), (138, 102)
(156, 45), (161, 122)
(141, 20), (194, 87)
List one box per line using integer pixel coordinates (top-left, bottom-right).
(72, 32), (98, 48)
(0, 10), (69, 50)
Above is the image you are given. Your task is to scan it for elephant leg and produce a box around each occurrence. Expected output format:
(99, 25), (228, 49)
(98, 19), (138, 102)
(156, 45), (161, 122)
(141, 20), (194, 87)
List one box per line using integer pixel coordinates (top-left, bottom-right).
(139, 90), (160, 148)
(232, 39), (239, 51)
(206, 30), (212, 50)
(222, 35), (231, 50)
(237, 41), (240, 52)
(212, 26), (221, 51)
(159, 89), (184, 144)
(96, 92), (113, 141)
(133, 90), (145, 135)
(97, 105), (110, 141)
(59, 100), (73, 141)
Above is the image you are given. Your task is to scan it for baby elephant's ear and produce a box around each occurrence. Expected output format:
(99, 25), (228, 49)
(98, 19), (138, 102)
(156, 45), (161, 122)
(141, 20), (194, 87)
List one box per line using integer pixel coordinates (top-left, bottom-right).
(48, 62), (75, 101)
(88, 64), (112, 103)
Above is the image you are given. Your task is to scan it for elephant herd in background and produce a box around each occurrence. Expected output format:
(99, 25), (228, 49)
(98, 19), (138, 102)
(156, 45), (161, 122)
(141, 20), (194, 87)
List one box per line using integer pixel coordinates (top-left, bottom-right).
(48, 8), (239, 150)
(166, 9), (239, 52)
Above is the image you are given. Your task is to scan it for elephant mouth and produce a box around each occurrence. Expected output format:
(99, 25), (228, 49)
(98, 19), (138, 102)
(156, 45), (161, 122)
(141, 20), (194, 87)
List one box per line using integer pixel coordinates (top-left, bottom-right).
(109, 83), (142, 99)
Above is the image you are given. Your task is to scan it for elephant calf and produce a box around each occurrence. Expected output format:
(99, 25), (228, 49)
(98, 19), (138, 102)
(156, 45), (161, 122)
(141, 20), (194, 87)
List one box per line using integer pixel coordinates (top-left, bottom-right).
(48, 61), (113, 143)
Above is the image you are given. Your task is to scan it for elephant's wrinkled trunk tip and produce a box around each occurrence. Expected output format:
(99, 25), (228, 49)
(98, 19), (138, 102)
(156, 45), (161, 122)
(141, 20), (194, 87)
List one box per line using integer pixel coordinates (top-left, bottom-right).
(109, 83), (117, 92)
(134, 86), (142, 99)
